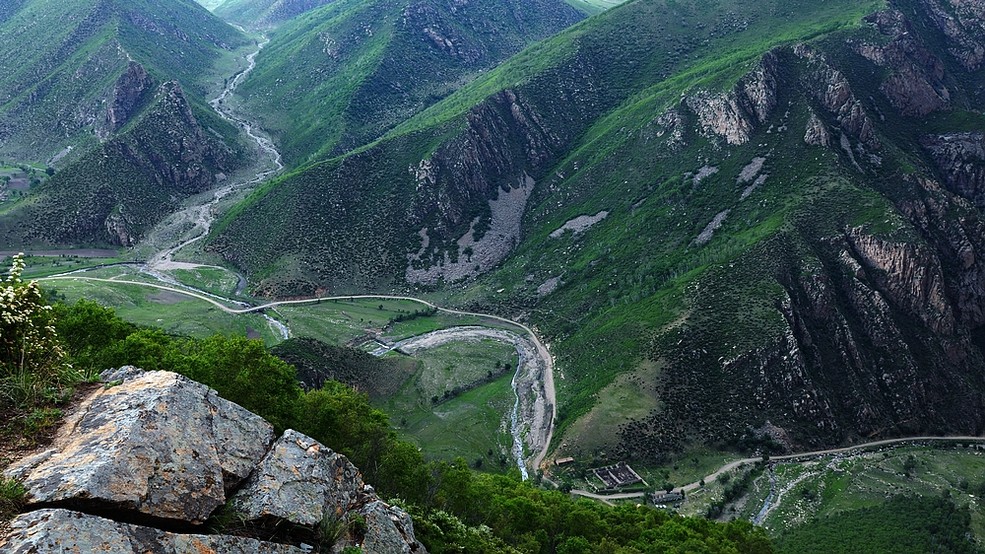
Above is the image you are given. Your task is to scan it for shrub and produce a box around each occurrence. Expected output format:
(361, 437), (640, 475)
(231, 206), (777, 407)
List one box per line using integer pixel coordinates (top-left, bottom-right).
(0, 254), (74, 408)
(0, 477), (26, 521)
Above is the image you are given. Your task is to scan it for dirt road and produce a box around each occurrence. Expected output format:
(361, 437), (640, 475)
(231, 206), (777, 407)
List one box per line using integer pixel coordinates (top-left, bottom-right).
(40, 276), (558, 477)
(570, 435), (985, 503)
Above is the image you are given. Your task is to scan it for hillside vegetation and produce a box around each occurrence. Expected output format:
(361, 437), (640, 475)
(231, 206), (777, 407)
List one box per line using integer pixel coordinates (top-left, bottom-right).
(230, 0), (583, 165)
(210, 0), (985, 466)
(0, 0), (250, 248)
(0, 257), (775, 553)
(212, 0), (335, 29)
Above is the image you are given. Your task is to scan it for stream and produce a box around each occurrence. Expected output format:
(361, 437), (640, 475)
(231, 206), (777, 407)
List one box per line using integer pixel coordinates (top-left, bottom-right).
(146, 35), (283, 271)
(372, 326), (552, 479)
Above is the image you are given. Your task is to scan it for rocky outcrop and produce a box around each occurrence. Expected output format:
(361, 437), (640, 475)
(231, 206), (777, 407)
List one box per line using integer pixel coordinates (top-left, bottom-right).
(104, 62), (155, 135)
(230, 429), (366, 526)
(4, 368), (274, 524)
(856, 10), (950, 117)
(804, 109), (831, 147)
(1, 368), (425, 553)
(1, 509), (304, 554)
(918, 0), (985, 70)
(922, 133), (985, 209)
(794, 44), (878, 148)
(685, 51), (779, 145)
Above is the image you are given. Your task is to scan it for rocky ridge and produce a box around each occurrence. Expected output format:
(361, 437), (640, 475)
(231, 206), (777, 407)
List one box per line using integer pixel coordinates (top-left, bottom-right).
(0, 367), (425, 554)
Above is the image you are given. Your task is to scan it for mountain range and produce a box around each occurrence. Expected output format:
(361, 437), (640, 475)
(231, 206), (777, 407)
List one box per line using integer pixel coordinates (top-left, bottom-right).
(3, 0), (985, 474)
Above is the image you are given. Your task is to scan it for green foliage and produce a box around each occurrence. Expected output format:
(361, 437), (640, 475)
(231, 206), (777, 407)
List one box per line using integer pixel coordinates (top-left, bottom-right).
(776, 495), (980, 554)
(418, 460), (775, 553)
(0, 255), (74, 409)
(42, 291), (772, 552)
(0, 476), (26, 522)
(233, 0), (582, 165)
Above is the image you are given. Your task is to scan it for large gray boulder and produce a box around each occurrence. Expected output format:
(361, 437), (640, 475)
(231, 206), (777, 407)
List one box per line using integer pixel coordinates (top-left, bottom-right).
(231, 430), (426, 553)
(3, 368), (275, 524)
(0, 509), (304, 553)
(360, 500), (427, 554)
(230, 429), (365, 526)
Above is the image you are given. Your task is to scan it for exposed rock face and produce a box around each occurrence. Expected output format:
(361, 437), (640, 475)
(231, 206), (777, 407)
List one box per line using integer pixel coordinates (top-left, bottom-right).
(404, 87), (568, 284)
(794, 44), (878, 148)
(918, 0), (985, 70)
(231, 430), (425, 553)
(685, 51), (779, 145)
(104, 62), (155, 134)
(0, 509), (304, 554)
(922, 133), (985, 209)
(0, 368), (426, 553)
(804, 109), (831, 146)
(230, 429), (366, 527)
(856, 10), (950, 117)
(4, 368), (275, 525)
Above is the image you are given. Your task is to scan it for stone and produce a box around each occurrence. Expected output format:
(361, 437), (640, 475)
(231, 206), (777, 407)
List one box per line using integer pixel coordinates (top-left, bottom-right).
(230, 430), (426, 552)
(229, 430), (366, 527)
(3, 369), (275, 525)
(360, 500), (425, 554)
(0, 509), (304, 554)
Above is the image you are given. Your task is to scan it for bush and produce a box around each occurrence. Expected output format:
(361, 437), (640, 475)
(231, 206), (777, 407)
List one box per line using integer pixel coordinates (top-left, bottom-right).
(0, 476), (26, 521)
(0, 255), (74, 409)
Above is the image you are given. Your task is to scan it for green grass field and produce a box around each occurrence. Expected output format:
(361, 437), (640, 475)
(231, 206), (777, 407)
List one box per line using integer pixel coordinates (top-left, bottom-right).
(383, 340), (520, 470)
(33, 269), (527, 469)
(45, 278), (281, 345)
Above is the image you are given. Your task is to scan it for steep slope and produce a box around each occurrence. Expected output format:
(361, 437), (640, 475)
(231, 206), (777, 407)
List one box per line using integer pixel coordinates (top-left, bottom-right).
(232, 0), (583, 165)
(0, 0), (247, 161)
(212, 0), (335, 29)
(0, 0), (250, 247)
(0, 82), (242, 247)
(212, 0), (985, 463)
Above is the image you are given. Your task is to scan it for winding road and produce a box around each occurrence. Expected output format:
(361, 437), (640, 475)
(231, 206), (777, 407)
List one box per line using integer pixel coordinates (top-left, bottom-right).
(39, 274), (557, 476)
(36, 33), (559, 479)
(570, 435), (985, 503)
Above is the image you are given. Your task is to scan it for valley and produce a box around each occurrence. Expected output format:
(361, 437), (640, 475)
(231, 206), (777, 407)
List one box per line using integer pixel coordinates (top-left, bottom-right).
(5, 0), (985, 550)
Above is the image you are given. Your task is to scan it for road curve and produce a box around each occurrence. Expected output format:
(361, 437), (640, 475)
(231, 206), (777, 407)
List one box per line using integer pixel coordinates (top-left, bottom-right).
(40, 275), (558, 473)
(569, 435), (985, 503)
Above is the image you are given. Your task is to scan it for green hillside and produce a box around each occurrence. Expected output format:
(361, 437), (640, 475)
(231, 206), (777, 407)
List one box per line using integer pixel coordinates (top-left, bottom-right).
(212, 0), (335, 29)
(211, 0), (985, 465)
(0, 0), (250, 247)
(0, 81), (245, 248)
(231, 0), (583, 165)
(0, 0), (247, 162)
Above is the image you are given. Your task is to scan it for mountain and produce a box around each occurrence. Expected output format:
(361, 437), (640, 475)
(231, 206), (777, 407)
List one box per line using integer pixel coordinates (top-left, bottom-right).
(0, 81), (243, 247)
(0, 0), (249, 247)
(230, 0), (584, 165)
(0, 0), (246, 161)
(212, 0), (336, 29)
(210, 0), (985, 464)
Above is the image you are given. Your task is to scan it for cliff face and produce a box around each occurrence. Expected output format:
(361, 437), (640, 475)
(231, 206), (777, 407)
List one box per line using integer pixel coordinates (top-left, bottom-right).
(0, 368), (425, 553)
